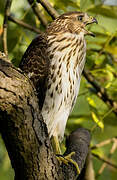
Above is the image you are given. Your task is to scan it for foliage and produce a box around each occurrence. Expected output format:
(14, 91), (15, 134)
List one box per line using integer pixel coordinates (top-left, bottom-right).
(0, 0), (117, 179)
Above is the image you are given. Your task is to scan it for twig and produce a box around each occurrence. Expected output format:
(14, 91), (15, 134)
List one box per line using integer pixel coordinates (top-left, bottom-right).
(83, 152), (95, 180)
(92, 153), (117, 169)
(28, 0), (48, 27)
(8, 15), (41, 34)
(78, 90), (89, 97)
(98, 138), (117, 175)
(91, 138), (117, 177)
(98, 163), (106, 176)
(91, 137), (117, 149)
(37, 0), (59, 19)
(110, 138), (117, 154)
(83, 69), (117, 116)
(2, 0), (12, 56)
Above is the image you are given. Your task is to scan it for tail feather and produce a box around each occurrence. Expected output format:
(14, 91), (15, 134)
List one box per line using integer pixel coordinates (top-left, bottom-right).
(47, 109), (69, 141)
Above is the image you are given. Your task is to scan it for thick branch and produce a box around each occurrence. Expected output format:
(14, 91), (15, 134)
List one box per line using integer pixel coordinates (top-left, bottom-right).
(0, 57), (62, 179)
(63, 128), (91, 180)
(2, 0), (12, 56)
(0, 56), (90, 179)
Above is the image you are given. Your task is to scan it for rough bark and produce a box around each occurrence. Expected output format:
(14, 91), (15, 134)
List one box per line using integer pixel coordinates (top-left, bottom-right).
(0, 56), (90, 180)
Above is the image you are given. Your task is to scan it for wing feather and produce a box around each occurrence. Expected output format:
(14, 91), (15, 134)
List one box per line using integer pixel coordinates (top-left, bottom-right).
(19, 33), (49, 109)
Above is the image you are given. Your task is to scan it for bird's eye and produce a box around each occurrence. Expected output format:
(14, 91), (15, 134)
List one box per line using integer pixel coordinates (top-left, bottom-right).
(77, 16), (83, 21)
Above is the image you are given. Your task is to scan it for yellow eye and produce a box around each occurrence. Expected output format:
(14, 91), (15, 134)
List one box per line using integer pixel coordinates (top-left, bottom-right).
(78, 16), (83, 21)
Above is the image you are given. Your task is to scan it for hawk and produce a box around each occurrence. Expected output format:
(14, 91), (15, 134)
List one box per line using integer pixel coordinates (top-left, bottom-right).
(19, 12), (97, 155)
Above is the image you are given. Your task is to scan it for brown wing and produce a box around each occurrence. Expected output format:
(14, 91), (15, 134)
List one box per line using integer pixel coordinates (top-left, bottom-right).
(19, 33), (49, 109)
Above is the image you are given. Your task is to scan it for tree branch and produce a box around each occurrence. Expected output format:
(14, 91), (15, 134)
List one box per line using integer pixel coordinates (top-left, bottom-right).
(0, 56), (90, 179)
(83, 69), (117, 116)
(37, 0), (59, 19)
(92, 153), (117, 169)
(28, 0), (48, 27)
(0, 57), (60, 179)
(91, 137), (117, 149)
(63, 128), (91, 180)
(8, 15), (41, 34)
(83, 152), (95, 180)
(2, 0), (12, 56)
(97, 138), (117, 176)
(77, 151), (95, 180)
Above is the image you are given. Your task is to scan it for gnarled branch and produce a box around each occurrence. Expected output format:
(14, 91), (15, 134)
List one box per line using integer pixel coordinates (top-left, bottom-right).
(0, 56), (90, 179)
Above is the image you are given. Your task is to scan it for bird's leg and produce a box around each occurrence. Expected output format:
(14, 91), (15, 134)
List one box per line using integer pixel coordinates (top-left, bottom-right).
(51, 135), (61, 154)
(51, 135), (80, 175)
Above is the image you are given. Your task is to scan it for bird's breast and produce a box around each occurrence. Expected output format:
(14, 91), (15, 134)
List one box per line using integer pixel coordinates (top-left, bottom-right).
(47, 33), (86, 110)
(41, 33), (86, 139)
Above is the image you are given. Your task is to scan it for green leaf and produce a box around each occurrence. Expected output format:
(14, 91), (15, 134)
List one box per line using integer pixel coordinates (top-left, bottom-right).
(87, 5), (117, 19)
(80, 0), (94, 11)
(91, 112), (104, 129)
(87, 97), (97, 108)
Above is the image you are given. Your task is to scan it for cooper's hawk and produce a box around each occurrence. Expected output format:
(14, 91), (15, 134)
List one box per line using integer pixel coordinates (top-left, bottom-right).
(20, 12), (97, 167)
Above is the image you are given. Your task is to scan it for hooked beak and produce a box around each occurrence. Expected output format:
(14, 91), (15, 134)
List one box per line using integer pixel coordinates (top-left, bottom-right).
(86, 17), (98, 25)
(84, 16), (98, 37)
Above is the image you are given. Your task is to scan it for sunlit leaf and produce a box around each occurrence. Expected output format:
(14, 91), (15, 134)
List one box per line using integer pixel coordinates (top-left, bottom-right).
(105, 46), (117, 58)
(105, 82), (112, 89)
(87, 97), (97, 108)
(91, 112), (104, 129)
(95, 54), (105, 65)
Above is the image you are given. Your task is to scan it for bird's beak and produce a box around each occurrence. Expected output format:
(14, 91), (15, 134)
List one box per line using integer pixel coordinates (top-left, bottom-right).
(84, 16), (98, 37)
(86, 16), (98, 25)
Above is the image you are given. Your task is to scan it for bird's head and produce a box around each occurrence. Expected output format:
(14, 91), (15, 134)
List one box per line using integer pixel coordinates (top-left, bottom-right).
(46, 12), (98, 37)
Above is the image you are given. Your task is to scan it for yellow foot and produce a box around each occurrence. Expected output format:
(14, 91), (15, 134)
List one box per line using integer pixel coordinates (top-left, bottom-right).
(56, 152), (80, 175)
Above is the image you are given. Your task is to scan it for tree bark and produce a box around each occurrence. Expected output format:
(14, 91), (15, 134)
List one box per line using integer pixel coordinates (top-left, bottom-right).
(0, 55), (90, 180)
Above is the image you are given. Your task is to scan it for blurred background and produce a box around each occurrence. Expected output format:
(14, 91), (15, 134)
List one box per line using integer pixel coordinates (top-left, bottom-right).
(0, 0), (117, 179)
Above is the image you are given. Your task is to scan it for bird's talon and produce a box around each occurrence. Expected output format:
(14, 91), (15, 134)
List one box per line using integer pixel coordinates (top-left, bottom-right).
(64, 151), (75, 159)
(56, 156), (68, 165)
(56, 152), (80, 175)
